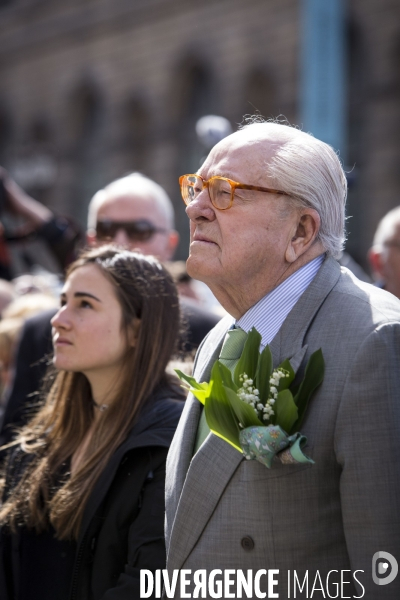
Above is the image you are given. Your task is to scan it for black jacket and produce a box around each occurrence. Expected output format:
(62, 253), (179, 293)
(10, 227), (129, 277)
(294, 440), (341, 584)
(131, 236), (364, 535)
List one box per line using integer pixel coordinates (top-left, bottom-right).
(0, 388), (184, 600)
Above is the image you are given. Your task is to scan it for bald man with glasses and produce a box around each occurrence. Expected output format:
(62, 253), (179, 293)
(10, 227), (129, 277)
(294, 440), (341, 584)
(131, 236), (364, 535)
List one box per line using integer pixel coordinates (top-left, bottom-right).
(86, 172), (179, 261)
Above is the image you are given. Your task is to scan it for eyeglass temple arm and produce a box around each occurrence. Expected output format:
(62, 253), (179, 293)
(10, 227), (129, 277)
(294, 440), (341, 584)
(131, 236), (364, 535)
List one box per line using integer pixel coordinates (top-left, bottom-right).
(235, 183), (287, 195)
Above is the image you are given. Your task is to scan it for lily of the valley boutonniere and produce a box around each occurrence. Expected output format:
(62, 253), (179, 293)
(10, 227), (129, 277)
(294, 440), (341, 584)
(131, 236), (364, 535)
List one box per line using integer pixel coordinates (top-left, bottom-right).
(176, 327), (325, 468)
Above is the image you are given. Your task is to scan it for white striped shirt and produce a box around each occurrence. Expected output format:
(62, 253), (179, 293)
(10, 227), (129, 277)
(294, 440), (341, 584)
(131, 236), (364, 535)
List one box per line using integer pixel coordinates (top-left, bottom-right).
(236, 254), (324, 348)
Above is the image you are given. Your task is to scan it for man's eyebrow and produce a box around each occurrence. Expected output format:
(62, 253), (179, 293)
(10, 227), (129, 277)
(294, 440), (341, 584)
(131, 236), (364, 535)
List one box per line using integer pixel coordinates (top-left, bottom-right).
(60, 291), (102, 302)
(198, 171), (236, 180)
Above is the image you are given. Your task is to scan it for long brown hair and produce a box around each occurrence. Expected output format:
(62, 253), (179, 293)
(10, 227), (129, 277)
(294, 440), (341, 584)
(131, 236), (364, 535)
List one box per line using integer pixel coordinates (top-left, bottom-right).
(0, 246), (181, 539)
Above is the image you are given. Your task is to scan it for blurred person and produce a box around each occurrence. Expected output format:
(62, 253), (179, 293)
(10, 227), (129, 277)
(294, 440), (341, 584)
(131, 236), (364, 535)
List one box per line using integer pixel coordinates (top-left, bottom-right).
(0, 293), (58, 393)
(368, 205), (400, 298)
(0, 246), (184, 600)
(0, 307), (58, 444)
(2, 292), (58, 321)
(86, 172), (179, 260)
(0, 172), (220, 445)
(12, 270), (62, 297)
(0, 318), (21, 396)
(0, 294), (60, 431)
(0, 168), (82, 278)
(0, 280), (16, 315)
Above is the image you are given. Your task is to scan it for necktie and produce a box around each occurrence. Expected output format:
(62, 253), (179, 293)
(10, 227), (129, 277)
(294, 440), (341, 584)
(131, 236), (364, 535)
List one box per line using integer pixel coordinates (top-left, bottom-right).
(193, 327), (248, 454)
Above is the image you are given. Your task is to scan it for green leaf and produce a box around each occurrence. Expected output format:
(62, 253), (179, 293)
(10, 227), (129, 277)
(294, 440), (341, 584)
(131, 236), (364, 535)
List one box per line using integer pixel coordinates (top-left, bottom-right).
(216, 361), (238, 391)
(275, 389), (298, 434)
(276, 359), (295, 391)
(233, 327), (261, 386)
(209, 361), (227, 398)
(190, 389), (210, 405)
(205, 392), (242, 452)
(204, 362), (242, 452)
(224, 387), (263, 428)
(204, 361), (242, 452)
(255, 345), (273, 403)
(175, 369), (211, 405)
(292, 349), (325, 431)
(175, 370), (209, 391)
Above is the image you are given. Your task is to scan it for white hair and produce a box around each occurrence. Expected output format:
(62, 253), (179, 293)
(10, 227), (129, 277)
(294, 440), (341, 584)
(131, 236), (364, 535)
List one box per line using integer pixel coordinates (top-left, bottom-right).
(241, 120), (347, 258)
(372, 206), (400, 249)
(87, 172), (175, 231)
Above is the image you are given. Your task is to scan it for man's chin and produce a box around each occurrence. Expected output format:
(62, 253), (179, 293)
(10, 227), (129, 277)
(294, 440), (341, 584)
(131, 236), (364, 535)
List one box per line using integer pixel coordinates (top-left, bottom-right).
(186, 254), (212, 283)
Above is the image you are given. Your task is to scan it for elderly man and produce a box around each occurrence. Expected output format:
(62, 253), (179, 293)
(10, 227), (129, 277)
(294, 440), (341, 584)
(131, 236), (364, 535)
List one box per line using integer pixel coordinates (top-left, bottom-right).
(368, 206), (400, 298)
(0, 172), (219, 445)
(165, 121), (400, 598)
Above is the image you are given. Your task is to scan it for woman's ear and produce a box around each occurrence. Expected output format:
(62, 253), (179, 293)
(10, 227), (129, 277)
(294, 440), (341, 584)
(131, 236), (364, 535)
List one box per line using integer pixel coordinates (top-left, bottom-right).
(285, 209), (321, 264)
(128, 318), (141, 348)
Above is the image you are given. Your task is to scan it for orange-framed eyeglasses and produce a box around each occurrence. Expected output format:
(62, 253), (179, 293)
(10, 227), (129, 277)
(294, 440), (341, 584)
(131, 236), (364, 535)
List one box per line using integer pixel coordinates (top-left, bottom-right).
(179, 174), (288, 211)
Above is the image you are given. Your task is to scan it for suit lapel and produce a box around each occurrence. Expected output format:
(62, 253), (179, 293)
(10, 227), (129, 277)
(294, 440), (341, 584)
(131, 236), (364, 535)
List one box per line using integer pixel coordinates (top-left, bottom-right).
(166, 257), (341, 569)
(167, 429), (244, 571)
(165, 317), (232, 554)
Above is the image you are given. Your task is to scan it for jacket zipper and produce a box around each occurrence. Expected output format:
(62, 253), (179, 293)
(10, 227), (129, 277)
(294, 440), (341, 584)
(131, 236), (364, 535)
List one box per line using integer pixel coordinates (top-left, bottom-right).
(69, 532), (88, 600)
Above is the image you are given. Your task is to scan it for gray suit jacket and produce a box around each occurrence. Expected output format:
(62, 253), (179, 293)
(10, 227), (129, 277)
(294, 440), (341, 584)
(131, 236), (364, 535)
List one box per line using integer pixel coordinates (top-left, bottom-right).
(165, 257), (400, 599)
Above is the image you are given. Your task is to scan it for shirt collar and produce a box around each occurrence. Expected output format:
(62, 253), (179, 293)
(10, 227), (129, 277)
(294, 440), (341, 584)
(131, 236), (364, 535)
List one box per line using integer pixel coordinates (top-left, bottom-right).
(237, 254), (325, 348)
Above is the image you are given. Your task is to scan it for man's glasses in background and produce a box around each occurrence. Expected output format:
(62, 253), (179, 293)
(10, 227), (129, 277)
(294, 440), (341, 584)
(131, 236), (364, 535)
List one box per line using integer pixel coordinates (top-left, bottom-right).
(95, 219), (167, 242)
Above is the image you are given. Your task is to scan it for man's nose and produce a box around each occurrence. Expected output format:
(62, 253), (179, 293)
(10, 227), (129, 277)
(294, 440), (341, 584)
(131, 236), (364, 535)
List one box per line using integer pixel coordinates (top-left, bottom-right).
(112, 228), (131, 247)
(185, 189), (215, 222)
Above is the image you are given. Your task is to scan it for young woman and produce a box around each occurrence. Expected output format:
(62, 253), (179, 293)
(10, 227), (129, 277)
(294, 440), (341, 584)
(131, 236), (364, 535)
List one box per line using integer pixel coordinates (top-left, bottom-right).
(0, 246), (184, 600)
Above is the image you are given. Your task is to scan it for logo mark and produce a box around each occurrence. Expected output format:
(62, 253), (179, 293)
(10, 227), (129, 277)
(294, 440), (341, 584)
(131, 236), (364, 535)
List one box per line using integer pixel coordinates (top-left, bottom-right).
(372, 552), (398, 586)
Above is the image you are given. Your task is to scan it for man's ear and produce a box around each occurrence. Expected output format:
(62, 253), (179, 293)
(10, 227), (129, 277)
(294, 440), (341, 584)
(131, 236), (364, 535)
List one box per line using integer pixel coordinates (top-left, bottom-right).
(368, 246), (384, 279)
(128, 318), (141, 348)
(285, 209), (321, 263)
(164, 230), (180, 261)
(86, 229), (97, 247)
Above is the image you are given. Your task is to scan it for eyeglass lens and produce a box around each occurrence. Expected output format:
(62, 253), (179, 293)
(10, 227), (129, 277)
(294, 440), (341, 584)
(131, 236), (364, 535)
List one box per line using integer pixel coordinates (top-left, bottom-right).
(96, 220), (157, 241)
(182, 176), (232, 210)
(209, 178), (232, 209)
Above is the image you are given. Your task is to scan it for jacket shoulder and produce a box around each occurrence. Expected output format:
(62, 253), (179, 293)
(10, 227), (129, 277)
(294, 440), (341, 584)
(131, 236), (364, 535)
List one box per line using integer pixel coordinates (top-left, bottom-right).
(124, 388), (185, 451)
(330, 267), (400, 326)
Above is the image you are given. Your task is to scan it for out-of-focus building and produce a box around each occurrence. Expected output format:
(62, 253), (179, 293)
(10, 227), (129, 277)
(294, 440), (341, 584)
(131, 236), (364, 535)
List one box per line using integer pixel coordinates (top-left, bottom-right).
(0, 0), (399, 266)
